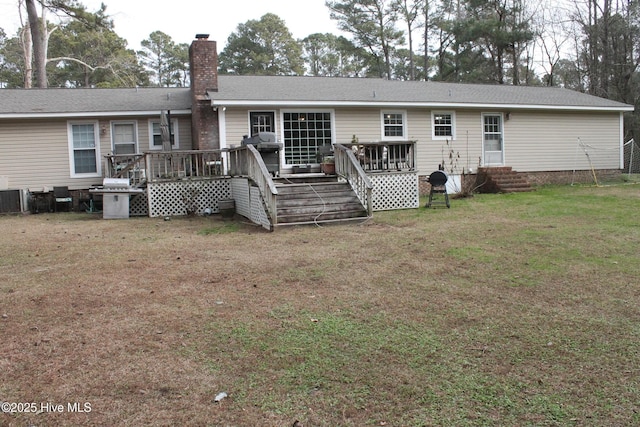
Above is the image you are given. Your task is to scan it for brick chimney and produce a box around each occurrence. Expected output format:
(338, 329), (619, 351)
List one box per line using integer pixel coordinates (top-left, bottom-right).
(189, 34), (219, 150)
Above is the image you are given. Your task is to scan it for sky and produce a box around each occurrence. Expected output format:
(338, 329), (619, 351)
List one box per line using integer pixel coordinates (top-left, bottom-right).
(0, 0), (343, 50)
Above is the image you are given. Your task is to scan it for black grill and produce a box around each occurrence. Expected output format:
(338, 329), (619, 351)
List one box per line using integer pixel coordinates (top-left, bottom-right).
(242, 132), (282, 176)
(426, 170), (450, 208)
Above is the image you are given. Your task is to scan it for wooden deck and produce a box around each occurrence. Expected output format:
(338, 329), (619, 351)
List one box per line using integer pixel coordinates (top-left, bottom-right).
(102, 141), (418, 228)
(273, 177), (368, 226)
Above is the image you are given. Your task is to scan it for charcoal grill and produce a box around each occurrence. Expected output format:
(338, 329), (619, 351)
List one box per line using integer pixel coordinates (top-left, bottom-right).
(90, 178), (144, 219)
(242, 132), (282, 176)
(426, 170), (450, 208)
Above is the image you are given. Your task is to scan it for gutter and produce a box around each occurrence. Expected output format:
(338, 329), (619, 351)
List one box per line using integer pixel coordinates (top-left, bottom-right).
(209, 99), (634, 113)
(0, 109), (192, 119)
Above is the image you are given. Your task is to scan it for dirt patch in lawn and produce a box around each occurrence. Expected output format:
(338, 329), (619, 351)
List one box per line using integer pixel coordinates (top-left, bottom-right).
(1, 185), (639, 426)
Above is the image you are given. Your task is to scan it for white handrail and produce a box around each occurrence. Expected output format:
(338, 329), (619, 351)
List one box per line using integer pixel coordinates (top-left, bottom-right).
(334, 144), (373, 216)
(228, 145), (279, 225)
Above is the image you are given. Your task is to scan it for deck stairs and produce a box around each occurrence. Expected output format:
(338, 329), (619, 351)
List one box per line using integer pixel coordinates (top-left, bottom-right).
(273, 175), (369, 226)
(477, 167), (533, 193)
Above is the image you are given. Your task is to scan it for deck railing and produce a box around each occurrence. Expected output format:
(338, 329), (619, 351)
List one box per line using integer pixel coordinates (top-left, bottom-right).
(105, 154), (146, 186)
(145, 150), (225, 181)
(228, 145), (279, 224)
(334, 144), (373, 216)
(105, 150), (226, 185)
(343, 140), (416, 172)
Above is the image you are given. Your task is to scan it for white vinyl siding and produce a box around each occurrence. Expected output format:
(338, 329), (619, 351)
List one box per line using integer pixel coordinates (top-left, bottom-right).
(0, 116), (192, 191)
(220, 107), (622, 177)
(173, 117), (191, 150)
(333, 108), (383, 143)
(0, 120), (83, 189)
(225, 108), (280, 147)
(502, 111), (621, 172)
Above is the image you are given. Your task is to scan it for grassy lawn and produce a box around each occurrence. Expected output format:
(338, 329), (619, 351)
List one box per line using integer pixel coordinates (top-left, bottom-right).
(1, 183), (639, 426)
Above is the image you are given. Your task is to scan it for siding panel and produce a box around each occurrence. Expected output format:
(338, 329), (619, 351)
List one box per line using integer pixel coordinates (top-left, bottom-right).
(0, 115), (193, 191)
(220, 107), (622, 176)
(504, 111), (620, 171)
(225, 109), (252, 147)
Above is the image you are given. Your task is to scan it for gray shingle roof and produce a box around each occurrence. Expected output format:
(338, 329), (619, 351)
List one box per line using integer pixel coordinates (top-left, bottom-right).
(0, 87), (191, 116)
(0, 76), (633, 117)
(212, 75), (633, 111)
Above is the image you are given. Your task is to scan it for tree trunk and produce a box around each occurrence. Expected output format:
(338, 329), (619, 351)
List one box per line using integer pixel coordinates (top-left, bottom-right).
(588, 0), (598, 95)
(512, 42), (520, 85)
(408, 24), (415, 80)
(423, 2), (429, 80)
(26, 0), (47, 88)
(383, 41), (392, 79)
(20, 26), (33, 88)
(600, 0), (611, 98)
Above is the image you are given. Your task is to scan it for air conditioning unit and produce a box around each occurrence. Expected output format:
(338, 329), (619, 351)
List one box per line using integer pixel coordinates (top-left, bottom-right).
(0, 189), (22, 213)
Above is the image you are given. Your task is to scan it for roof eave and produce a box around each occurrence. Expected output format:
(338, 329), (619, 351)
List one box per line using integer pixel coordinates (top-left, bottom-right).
(0, 109), (192, 119)
(210, 99), (634, 112)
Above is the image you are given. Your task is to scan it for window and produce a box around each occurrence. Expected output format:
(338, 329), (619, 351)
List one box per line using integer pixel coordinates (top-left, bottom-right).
(432, 111), (456, 140)
(249, 111), (275, 135)
(382, 111), (406, 139)
(282, 111), (333, 165)
(68, 122), (100, 176)
(149, 119), (179, 150)
(112, 122), (137, 155)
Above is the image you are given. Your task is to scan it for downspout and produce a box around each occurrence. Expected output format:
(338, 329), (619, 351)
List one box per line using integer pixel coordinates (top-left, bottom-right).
(619, 112), (625, 170)
(167, 110), (173, 146)
(218, 106), (228, 174)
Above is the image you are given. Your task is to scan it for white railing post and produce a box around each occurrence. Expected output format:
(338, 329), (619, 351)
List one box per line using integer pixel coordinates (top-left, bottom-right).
(334, 144), (373, 217)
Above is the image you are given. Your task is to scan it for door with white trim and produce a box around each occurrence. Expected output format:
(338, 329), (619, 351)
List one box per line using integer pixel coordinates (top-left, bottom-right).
(281, 111), (333, 167)
(483, 113), (504, 166)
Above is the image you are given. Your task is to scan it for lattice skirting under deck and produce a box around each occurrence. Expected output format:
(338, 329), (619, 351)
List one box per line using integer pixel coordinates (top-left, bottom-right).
(250, 186), (271, 230)
(147, 179), (231, 217)
(230, 178), (271, 230)
(130, 193), (149, 217)
(231, 178), (251, 218)
(369, 172), (420, 211)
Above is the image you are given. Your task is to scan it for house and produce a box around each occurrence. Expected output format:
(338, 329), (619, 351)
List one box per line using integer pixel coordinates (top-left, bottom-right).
(0, 35), (634, 225)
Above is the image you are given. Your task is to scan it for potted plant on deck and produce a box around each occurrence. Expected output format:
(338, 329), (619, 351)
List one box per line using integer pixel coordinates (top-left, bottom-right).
(321, 155), (335, 175)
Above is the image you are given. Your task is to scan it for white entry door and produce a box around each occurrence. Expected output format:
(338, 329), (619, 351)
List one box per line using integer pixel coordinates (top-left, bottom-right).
(483, 114), (504, 166)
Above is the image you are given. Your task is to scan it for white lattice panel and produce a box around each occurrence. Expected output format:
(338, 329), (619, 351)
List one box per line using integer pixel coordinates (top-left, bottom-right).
(231, 178), (251, 218)
(129, 193), (148, 217)
(369, 172), (419, 211)
(250, 186), (271, 230)
(147, 179), (231, 217)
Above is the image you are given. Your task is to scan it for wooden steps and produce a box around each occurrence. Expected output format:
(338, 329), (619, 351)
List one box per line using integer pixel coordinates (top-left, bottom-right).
(477, 167), (533, 193)
(274, 180), (369, 226)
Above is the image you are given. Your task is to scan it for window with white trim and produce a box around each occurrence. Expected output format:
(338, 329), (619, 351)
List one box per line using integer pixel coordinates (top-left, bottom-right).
(432, 111), (456, 140)
(111, 122), (138, 155)
(149, 119), (179, 150)
(382, 111), (406, 139)
(68, 122), (100, 176)
(249, 111), (275, 135)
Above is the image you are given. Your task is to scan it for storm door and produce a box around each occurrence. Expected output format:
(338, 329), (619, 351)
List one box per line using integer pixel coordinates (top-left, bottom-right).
(482, 113), (504, 166)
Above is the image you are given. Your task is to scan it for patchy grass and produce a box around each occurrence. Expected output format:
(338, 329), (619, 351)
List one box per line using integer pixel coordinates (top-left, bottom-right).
(1, 184), (639, 426)
(198, 222), (241, 235)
